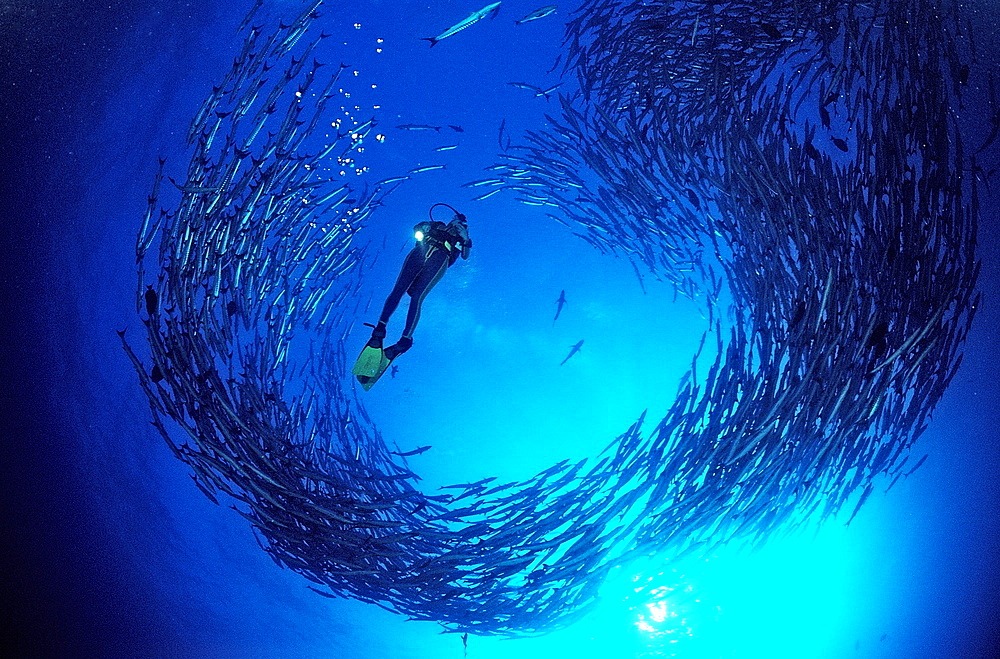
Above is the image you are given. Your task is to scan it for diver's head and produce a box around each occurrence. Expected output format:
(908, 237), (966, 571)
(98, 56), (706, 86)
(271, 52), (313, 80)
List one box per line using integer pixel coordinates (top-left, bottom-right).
(452, 212), (467, 224)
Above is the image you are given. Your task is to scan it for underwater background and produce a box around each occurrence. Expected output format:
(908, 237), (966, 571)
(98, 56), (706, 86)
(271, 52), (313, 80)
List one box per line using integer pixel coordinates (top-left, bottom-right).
(3, 1), (999, 657)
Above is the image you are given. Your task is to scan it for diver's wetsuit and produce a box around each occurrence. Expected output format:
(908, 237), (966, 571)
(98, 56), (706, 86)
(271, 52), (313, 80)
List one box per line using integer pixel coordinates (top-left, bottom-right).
(372, 217), (471, 359)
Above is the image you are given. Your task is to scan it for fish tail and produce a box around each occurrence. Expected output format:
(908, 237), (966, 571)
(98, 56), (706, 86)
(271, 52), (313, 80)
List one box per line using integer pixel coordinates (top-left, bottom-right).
(421, 37), (438, 47)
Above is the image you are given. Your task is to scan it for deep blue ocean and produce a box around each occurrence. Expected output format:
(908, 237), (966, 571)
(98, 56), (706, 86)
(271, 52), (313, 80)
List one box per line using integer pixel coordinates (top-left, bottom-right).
(3, 1), (999, 657)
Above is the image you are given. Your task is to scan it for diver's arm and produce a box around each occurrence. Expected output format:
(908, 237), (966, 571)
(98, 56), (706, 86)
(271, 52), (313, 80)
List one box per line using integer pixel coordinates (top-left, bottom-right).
(457, 225), (472, 259)
(447, 218), (472, 259)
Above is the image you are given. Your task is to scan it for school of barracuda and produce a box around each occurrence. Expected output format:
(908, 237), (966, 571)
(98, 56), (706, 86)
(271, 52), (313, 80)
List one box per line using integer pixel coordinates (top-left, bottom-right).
(123, 0), (986, 638)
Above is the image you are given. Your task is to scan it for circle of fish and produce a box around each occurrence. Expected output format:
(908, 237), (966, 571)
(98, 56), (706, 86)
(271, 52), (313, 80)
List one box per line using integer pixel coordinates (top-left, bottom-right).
(125, 0), (982, 637)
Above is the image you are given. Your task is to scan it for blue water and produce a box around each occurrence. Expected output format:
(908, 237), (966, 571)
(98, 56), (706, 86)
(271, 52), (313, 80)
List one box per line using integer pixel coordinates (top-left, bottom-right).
(3, 1), (999, 657)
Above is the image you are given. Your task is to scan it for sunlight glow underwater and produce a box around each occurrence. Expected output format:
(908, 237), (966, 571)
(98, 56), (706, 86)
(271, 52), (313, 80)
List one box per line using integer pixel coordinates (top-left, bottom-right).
(456, 521), (861, 659)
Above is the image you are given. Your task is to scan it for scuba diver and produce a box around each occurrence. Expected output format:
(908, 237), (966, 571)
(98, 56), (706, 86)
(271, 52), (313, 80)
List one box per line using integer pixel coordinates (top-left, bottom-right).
(352, 203), (472, 390)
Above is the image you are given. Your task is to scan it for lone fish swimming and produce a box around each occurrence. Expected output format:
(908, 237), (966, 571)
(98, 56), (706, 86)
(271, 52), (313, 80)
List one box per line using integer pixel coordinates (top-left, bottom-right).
(423, 2), (501, 47)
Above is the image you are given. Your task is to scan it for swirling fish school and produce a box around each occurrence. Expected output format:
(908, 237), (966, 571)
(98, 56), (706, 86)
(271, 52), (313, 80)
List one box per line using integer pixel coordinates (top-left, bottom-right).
(127, 0), (982, 639)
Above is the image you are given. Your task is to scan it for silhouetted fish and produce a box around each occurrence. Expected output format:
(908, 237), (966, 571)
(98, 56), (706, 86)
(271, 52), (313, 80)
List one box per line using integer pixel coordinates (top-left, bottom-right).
(559, 340), (583, 366)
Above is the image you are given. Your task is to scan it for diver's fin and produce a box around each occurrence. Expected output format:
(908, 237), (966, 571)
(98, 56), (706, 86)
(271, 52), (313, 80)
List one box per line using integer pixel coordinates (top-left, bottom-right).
(356, 352), (392, 390)
(352, 345), (386, 378)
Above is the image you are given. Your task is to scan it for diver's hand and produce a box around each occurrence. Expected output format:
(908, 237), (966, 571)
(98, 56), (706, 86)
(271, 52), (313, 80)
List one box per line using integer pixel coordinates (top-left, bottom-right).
(447, 215), (470, 258)
(449, 217), (469, 241)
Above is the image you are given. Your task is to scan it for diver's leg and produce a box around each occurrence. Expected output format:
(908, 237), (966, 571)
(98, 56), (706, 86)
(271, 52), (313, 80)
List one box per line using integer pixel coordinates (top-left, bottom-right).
(402, 249), (449, 339)
(366, 322), (387, 349)
(372, 245), (423, 345)
(385, 251), (449, 360)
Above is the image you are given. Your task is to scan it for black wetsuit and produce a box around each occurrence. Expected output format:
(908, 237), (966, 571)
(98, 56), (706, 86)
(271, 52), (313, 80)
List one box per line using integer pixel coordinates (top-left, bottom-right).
(376, 218), (471, 347)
